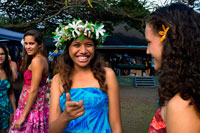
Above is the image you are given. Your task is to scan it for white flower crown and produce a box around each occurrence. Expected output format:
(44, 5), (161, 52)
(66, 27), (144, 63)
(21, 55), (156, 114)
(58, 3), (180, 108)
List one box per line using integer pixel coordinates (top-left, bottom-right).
(53, 19), (108, 49)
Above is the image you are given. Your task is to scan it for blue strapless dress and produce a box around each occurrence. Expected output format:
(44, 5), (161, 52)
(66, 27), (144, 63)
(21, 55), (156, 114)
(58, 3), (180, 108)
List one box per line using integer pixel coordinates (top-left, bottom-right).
(59, 87), (111, 133)
(0, 79), (11, 129)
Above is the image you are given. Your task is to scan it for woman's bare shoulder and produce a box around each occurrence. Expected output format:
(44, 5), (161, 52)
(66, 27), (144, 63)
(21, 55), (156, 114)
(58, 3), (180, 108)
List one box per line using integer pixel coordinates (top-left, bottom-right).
(103, 67), (115, 77)
(33, 55), (47, 63)
(52, 73), (64, 93)
(167, 93), (191, 109)
(52, 74), (61, 84)
(167, 93), (200, 121)
(103, 67), (119, 90)
(31, 56), (45, 67)
(166, 94), (200, 131)
(31, 56), (48, 73)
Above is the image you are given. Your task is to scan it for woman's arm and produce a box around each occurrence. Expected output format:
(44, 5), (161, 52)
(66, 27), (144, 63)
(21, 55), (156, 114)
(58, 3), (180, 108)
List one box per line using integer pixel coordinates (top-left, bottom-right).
(105, 67), (122, 133)
(49, 74), (85, 133)
(10, 61), (18, 82)
(49, 74), (69, 133)
(8, 88), (16, 113)
(166, 94), (200, 133)
(12, 56), (46, 129)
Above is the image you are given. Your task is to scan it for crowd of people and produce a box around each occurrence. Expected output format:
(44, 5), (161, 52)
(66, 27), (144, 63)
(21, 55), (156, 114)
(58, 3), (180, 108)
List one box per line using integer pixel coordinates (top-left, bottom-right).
(0, 2), (199, 133)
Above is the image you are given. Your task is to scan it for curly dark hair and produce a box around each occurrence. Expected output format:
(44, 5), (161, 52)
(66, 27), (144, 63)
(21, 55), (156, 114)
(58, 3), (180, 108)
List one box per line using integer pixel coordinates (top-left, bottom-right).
(146, 3), (200, 114)
(53, 38), (106, 92)
(21, 29), (48, 76)
(0, 45), (13, 93)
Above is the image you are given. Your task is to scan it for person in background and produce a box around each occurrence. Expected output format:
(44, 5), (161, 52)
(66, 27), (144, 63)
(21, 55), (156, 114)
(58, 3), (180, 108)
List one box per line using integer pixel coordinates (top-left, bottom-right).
(9, 29), (49, 132)
(0, 45), (16, 133)
(49, 19), (122, 133)
(5, 46), (18, 82)
(145, 3), (200, 132)
(5, 46), (18, 126)
(144, 56), (151, 77)
(150, 57), (155, 76)
(46, 50), (63, 105)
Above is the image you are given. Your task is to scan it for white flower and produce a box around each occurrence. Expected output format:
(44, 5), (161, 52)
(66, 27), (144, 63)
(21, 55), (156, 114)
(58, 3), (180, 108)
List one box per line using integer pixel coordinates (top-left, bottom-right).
(84, 28), (91, 37)
(84, 21), (89, 28)
(95, 25), (105, 39)
(64, 26), (68, 30)
(68, 20), (83, 38)
(21, 39), (24, 46)
(53, 36), (61, 48)
(77, 25), (85, 32)
(56, 27), (65, 37)
(68, 20), (82, 28)
(90, 24), (95, 32)
(54, 27), (67, 48)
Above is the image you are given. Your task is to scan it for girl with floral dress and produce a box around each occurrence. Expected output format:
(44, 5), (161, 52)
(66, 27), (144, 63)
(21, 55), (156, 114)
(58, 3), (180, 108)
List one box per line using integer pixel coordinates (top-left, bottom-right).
(0, 45), (16, 133)
(10, 30), (49, 133)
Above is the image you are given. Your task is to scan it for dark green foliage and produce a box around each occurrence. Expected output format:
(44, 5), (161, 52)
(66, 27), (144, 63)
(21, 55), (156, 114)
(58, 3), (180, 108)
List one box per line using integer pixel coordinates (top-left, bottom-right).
(0, 0), (150, 35)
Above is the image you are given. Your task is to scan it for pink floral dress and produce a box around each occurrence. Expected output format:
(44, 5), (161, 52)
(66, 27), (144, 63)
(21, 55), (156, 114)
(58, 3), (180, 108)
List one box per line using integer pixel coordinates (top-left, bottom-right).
(148, 108), (166, 133)
(10, 69), (49, 133)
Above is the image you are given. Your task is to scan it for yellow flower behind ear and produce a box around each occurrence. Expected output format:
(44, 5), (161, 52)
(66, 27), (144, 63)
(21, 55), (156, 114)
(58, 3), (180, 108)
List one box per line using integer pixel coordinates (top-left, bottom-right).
(159, 24), (169, 42)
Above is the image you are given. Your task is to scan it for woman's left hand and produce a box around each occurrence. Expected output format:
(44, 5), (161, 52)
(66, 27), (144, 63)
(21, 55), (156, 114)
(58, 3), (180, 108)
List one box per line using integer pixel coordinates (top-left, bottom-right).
(12, 116), (25, 130)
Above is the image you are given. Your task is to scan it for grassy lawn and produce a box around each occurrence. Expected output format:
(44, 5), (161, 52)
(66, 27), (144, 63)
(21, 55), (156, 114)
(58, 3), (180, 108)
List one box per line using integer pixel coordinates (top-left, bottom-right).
(119, 86), (158, 133)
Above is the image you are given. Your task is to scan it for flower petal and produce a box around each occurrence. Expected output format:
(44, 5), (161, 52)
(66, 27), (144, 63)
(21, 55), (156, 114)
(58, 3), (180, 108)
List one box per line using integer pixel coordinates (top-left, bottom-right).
(159, 31), (164, 35)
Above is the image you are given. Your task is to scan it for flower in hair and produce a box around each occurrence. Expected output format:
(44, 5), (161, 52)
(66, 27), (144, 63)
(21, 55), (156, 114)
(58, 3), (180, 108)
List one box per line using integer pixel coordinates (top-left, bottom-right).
(21, 39), (24, 46)
(48, 49), (64, 62)
(53, 19), (108, 49)
(95, 25), (106, 39)
(159, 24), (169, 42)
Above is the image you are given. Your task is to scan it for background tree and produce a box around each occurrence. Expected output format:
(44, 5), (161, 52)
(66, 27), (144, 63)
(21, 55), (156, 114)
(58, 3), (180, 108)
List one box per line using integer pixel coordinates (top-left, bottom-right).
(0, 0), (150, 36)
(154, 0), (200, 12)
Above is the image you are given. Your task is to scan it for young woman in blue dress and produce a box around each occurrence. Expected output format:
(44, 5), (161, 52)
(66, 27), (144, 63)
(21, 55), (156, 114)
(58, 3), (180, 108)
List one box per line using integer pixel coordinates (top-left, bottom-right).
(0, 45), (16, 133)
(49, 19), (122, 133)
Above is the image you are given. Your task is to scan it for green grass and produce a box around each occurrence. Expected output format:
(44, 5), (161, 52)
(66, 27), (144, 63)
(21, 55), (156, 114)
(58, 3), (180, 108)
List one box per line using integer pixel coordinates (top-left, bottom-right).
(119, 86), (158, 133)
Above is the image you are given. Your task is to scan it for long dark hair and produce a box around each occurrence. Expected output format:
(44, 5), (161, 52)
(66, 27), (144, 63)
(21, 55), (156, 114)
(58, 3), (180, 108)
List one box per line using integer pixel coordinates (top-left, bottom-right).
(21, 29), (47, 76)
(146, 3), (200, 114)
(53, 38), (106, 92)
(0, 45), (13, 92)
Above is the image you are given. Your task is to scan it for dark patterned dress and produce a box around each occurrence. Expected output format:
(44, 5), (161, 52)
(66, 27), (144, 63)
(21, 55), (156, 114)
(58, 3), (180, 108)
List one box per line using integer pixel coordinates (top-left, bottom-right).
(0, 79), (11, 129)
(59, 87), (111, 133)
(148, 108), (166, 133)
(10, 69), (49, 133)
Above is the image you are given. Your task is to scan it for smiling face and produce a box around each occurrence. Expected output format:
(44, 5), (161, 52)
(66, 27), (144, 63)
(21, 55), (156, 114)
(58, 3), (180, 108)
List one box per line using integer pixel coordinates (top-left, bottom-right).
(145, 24), (163, 71)
(0, 48), (6, 65)
(69, 37), (95, 68)
(24, 35), (41, 56)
